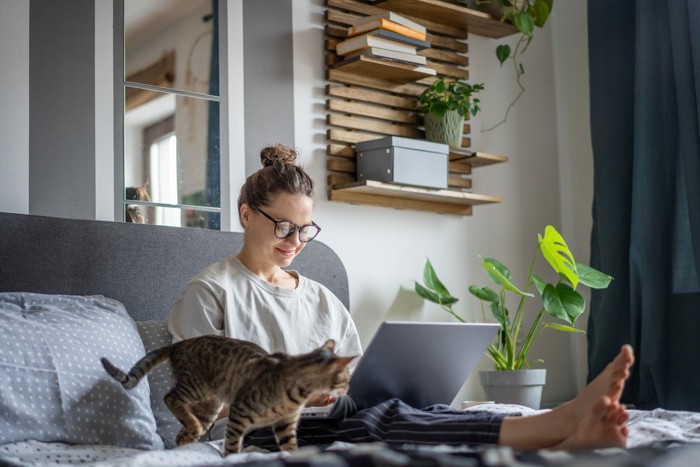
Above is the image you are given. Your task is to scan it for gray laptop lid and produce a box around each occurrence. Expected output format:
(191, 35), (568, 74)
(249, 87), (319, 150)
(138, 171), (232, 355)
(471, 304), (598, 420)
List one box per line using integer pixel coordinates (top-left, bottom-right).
(348, 321), (499, 410)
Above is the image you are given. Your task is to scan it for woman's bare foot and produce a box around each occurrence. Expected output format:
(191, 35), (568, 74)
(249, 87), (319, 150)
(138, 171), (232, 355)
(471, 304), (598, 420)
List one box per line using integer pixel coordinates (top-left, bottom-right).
(498, 345), (634, 451)
(551, 396), (629, 451)
(550, 344), (634, 435)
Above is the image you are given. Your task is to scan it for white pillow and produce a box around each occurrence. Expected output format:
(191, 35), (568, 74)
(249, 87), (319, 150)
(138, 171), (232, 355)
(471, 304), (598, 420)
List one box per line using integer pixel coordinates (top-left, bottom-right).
(0, 293), (163, 449)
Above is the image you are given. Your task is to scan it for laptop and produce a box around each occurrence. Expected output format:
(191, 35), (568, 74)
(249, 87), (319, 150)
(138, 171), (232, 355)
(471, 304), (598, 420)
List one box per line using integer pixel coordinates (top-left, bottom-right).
(301, 321), (499, 417)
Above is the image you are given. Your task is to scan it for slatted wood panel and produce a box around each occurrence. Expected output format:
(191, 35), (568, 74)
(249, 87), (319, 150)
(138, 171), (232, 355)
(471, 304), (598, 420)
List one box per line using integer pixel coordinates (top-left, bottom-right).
(324, 0), (509, 215)
(325, 0), (472, 188)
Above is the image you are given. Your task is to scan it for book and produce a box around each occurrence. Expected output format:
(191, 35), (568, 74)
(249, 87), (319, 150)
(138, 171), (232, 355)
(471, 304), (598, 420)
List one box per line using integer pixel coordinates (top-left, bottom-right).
(349, 18), (427, 41)
(350, 11), (426, 35)
(363, 28), (431, 50)
(345, 46), (427, 66)
(336, 33), (418, 56)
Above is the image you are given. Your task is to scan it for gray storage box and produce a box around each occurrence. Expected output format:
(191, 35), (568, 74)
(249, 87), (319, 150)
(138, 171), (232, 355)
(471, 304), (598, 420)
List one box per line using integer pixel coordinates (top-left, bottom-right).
(355, 136), (449, 189)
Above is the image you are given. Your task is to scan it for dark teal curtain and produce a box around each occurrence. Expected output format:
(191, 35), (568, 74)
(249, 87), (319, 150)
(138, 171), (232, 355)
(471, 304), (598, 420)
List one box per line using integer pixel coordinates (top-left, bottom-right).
(588, 0), (700, 410)
(207, 0), (221, 230)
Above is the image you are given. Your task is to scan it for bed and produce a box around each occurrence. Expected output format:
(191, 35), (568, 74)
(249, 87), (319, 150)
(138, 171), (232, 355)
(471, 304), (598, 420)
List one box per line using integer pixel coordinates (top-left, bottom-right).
(1, 211), (700, 467)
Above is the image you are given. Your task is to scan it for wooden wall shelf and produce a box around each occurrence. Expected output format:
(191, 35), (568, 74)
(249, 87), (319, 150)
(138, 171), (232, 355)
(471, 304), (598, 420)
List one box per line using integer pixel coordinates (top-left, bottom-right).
(330, 180), (502, 216)
(324, 0), (510, 216)
(450, 150), (509, 168)
(331, 55), (436, 82)
(373, 0), (518, 39)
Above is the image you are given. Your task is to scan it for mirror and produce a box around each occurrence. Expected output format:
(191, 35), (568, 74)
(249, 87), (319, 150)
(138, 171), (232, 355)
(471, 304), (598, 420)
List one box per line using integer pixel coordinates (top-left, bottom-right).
(124, 0), (218, 96)
(123, 0), (220, 229)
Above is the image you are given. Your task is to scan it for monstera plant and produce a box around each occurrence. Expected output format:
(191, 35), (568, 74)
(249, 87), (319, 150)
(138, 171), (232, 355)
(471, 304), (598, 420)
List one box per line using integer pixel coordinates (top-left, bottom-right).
(415, 225), (612, 371)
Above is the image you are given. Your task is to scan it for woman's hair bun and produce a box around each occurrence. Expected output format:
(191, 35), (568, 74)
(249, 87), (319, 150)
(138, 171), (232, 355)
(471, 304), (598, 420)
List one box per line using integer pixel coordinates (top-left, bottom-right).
(260, 144), (298, 167)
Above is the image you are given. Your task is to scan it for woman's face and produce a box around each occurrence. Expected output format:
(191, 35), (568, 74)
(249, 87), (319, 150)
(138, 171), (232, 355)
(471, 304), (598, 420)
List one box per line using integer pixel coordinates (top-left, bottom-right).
(241, 193), (315, 269)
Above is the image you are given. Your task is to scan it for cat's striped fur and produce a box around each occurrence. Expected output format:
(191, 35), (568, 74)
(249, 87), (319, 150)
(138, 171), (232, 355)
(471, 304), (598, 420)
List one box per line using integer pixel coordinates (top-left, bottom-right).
(101, 335), (355, 455)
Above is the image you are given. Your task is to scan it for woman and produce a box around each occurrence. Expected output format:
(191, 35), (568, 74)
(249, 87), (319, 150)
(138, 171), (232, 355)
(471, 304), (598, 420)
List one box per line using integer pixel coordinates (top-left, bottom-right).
(169, 144), (634, 451)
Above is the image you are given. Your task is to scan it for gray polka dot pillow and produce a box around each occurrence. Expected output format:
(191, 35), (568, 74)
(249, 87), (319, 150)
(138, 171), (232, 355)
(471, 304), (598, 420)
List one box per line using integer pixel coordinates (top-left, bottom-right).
(136, 320), (180, 448)
(0, 293), (163, 450)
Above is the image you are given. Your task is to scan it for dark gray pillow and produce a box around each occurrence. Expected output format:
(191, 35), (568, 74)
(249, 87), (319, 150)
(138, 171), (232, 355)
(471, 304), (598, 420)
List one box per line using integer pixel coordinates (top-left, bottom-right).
(136, 320), (180, 448)
(0, 293), (163, 449)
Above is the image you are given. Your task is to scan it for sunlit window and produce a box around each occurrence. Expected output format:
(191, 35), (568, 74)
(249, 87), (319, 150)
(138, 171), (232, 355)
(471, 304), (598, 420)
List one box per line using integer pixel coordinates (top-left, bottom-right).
(149, 133), (180, 226)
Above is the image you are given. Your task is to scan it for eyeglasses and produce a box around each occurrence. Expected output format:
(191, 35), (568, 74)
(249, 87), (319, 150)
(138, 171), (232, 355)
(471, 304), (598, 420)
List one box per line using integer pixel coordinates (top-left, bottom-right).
(255, 208), (321, 243)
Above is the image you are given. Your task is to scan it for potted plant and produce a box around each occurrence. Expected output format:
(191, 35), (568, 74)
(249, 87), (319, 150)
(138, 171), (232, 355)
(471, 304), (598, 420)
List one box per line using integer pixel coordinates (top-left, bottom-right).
(464, 0), (553, 130)
(418, 78), (484, 149)
(414, 225), (612, 408)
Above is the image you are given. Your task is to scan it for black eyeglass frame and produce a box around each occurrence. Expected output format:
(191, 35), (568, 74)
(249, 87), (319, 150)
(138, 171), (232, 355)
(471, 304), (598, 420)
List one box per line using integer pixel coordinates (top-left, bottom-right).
(255, 207), (321, 243)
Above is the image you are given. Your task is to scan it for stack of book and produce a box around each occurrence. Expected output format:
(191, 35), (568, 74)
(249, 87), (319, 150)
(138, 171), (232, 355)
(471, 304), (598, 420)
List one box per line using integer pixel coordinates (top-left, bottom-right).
(335, 11), (434, 74)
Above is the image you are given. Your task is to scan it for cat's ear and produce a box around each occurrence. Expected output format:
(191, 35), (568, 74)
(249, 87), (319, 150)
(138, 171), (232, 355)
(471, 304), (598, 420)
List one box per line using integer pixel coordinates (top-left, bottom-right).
(334, 355), (358, 370)
(322, 339), (336, 351)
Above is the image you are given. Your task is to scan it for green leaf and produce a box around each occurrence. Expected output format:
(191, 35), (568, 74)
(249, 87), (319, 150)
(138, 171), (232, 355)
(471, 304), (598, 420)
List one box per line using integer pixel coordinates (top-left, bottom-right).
(538, 225), (579, 289)
(513, 11), (534, 36)
(422, 258), (452, 298)
(544, 323), (585, 333)
(533, 0), (551, 27)
(576, 263), (613, 289)
(415, 259), (459, 307)
(496, 44), (510, 65)
(487, 343), (509, 370)
(414, 282), (459, 307)
(490, 302), (510, 328)
(434, 79), (446, 93)
(414, 281), (440, 304)
(532, 274), (547, 295)
(481, 258), (534, 297)
(481, 257), (512, 282)
(468, 285), (500, 303)
(542, 283), (585, 325)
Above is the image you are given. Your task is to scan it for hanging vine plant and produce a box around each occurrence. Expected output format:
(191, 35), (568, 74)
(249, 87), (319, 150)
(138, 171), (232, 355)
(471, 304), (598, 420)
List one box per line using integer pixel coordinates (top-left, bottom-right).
(483, 0), (553, 130)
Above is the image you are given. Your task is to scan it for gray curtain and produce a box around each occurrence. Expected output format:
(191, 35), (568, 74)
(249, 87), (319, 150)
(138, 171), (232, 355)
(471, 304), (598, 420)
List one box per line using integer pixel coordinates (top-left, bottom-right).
(588, 0), (700, 410)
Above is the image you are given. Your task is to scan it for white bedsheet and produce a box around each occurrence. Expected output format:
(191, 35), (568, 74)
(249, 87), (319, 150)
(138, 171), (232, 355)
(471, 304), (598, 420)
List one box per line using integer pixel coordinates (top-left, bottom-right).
(0, 439), (290, 467)
(627, 408), (700, 447)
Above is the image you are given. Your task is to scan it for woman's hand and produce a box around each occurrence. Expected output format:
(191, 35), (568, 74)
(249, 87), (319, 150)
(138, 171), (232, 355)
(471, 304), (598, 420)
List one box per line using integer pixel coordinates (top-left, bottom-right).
(305, 393), (336, 407)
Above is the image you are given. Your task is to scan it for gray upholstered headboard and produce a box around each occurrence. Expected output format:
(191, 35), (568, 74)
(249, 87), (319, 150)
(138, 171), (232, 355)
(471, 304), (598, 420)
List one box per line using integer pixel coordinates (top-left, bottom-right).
(0, 212), (349, 321)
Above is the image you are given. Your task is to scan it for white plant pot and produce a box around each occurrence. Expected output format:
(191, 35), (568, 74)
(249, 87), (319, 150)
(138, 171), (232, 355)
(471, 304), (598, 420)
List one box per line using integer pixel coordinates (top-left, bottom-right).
(479, 369), (546, 409)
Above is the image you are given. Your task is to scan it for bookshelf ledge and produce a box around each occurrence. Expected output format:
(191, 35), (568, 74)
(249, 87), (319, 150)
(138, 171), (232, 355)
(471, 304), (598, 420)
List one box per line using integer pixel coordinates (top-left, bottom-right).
(449, 150), (509, 168)
(373, 0), (518, 39)
(329, 180), (502, 216)
(331, 55), (436, 82)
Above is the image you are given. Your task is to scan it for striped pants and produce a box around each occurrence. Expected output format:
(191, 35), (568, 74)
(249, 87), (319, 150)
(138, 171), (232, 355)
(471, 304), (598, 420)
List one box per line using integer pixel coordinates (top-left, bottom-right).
(211, 399), (507, 450)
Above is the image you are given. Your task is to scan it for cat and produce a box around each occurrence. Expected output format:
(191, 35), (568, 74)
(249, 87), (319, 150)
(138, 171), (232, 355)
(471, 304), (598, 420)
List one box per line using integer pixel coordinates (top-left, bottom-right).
(101, 335), (355, 455)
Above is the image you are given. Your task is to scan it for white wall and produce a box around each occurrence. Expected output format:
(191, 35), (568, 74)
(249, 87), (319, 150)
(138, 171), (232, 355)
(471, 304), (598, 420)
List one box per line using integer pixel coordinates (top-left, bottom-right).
(0, 1), (29, 215)
(550, 0), (594, 392)
(292, 0), (594, 406)
(95, 0), (114, 221)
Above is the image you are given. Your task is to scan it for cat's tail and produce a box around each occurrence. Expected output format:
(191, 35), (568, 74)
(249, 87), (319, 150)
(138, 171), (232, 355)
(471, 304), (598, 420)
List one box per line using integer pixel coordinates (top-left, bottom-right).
(101, 346), (171, 390)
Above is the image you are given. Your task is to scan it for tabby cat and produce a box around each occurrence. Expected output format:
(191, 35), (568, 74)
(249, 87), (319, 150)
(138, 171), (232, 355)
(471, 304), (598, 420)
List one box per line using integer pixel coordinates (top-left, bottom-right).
(101, 335), (355, 455)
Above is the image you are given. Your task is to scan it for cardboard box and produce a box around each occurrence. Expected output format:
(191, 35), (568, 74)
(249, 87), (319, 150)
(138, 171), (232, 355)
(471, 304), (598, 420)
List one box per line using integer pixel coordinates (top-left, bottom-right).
(355, 136), (449, 189)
